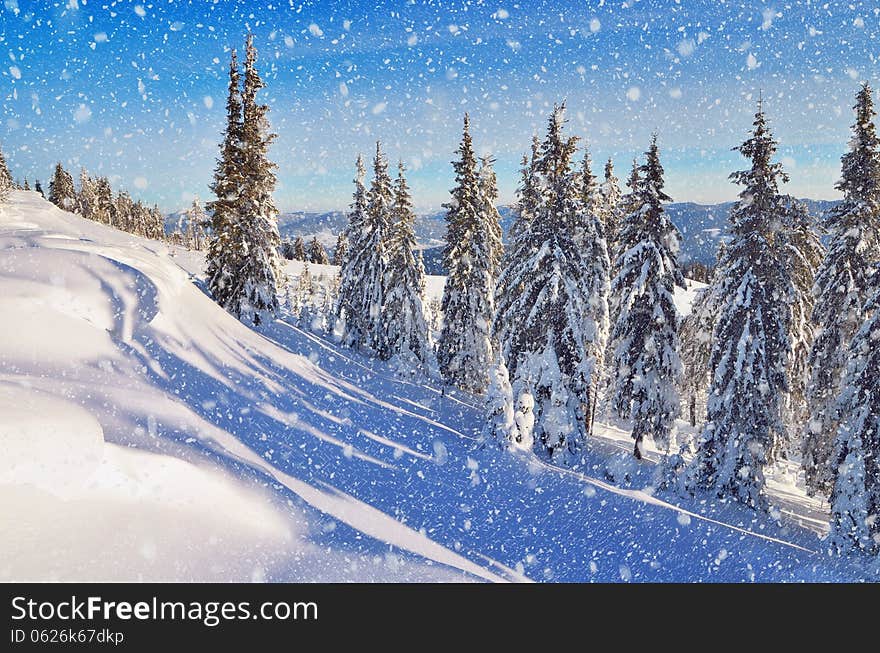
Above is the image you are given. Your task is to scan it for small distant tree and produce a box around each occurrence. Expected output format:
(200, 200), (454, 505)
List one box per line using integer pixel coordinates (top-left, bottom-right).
(308, 237), (329, 264)
(48, 163), (77, 212)
(293, 236), (307, 261)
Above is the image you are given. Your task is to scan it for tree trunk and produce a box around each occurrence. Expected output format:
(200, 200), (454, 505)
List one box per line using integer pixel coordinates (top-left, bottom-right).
(689, 393), (696, 427)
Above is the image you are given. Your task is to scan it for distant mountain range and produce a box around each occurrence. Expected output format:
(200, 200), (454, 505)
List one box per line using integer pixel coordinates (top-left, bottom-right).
(167, 199), (839, 275)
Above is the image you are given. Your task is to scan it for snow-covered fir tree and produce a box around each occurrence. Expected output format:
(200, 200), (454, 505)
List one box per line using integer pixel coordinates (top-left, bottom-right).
(184, 198), (208, 250)
(478, 155), (505, 273)
(336, 145), (391, 353)
(115, 191), (134, 232)
(803, 83), (880, 495)
(779, 199), (823, 448)
(76, 168), (96, 219)
(279, 239), (296, 260)
(308, 237), (329, 264)
(22, 178), (30, 191)
(359, 141), (394, 352)
(292, 236), (307, 261)
(576, 146), (601, 248)
(93, 177), (115, 226)
(48, 163), (76, 212)
(130, 200), (148, 237)
(828, 264), (880, 554)
(509, 136), (541, 242)
(173, 199), (207, 249)
(598, 158), (622, 257)
(332, 232), (348, 266)
(493, 104), (609, 461)
(686, 101), (794, 507)
(0, 141), (12, 201)
(609, 158), (644, 321)
(335, 154), (370, 345)
(621, 159), (642, 219)
(205, 47), (246, 315)
(481, 360), (521, 448)
(609, 135), (683, 457)
(233, 34), (284, 325)
(437, 114), (502, 394)
(381, 161), (431, 368)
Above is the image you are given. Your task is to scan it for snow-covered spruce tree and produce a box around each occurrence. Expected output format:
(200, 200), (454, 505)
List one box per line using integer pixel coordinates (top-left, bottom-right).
(115, 191), (134, 232)
(575, 146), (601, 248)
(308, 237), (329, 264)
(77, 169), (96, 219)
(233, 34), (284, 325)
(332, 231), (348, 266)
(484, 145), (541, 449)
(610, 135), (684, 457)
(598, 158), (623, 257)
(828, 264), (880, 554)
(481, 360), (521, 447)
(360, 141), (394, 353)
(685, 102), (793, 507)
(608, 158), (644, 325)
(508, 136), (542, 242)
(147, 204), (165, 240)
(803, 83), (880, 495)
(131, 200), (148, 236)
(279, 239), (295, 260)
(492, 104), (608, 461)
(621, 159), (642, 220)
(478, 155), (505, 275)
(382, 161), (431, 367)
(22, 179), (29, 191)
(48, 163), (77, 212)
(292, 236), (307, 261)
(0, 141), (12, 202)
(183, 198), (208, 250)
(93, 177), (115, 226)
(437, 114), (502, 394)
(779, 199), (823, 447)
(206, 47), (246, 315)
(336, 145), (392, 352)
(334, 154), (370, 345)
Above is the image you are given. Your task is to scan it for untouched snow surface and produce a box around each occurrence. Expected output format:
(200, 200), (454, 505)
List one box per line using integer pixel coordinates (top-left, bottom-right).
(0, 191), (873, 582)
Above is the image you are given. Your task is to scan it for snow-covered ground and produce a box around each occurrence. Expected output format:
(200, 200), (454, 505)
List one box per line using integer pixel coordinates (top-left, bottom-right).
(0, 191), (873, 582)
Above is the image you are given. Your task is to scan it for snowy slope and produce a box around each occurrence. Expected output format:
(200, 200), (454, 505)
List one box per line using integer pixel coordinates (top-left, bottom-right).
(0, 191), (871, 582)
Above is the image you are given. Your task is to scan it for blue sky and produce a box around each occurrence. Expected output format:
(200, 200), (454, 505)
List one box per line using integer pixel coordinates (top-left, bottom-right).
(1, 0), (878, 212)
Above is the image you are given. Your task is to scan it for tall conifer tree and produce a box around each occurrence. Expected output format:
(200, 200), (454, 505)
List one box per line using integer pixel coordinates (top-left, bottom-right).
(437, 114), (502, 394)
(803, 83), (880, 494)
(610, 135), (683, 457)
(382, 161), (431, 367)
(686, 101), (793, 507)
